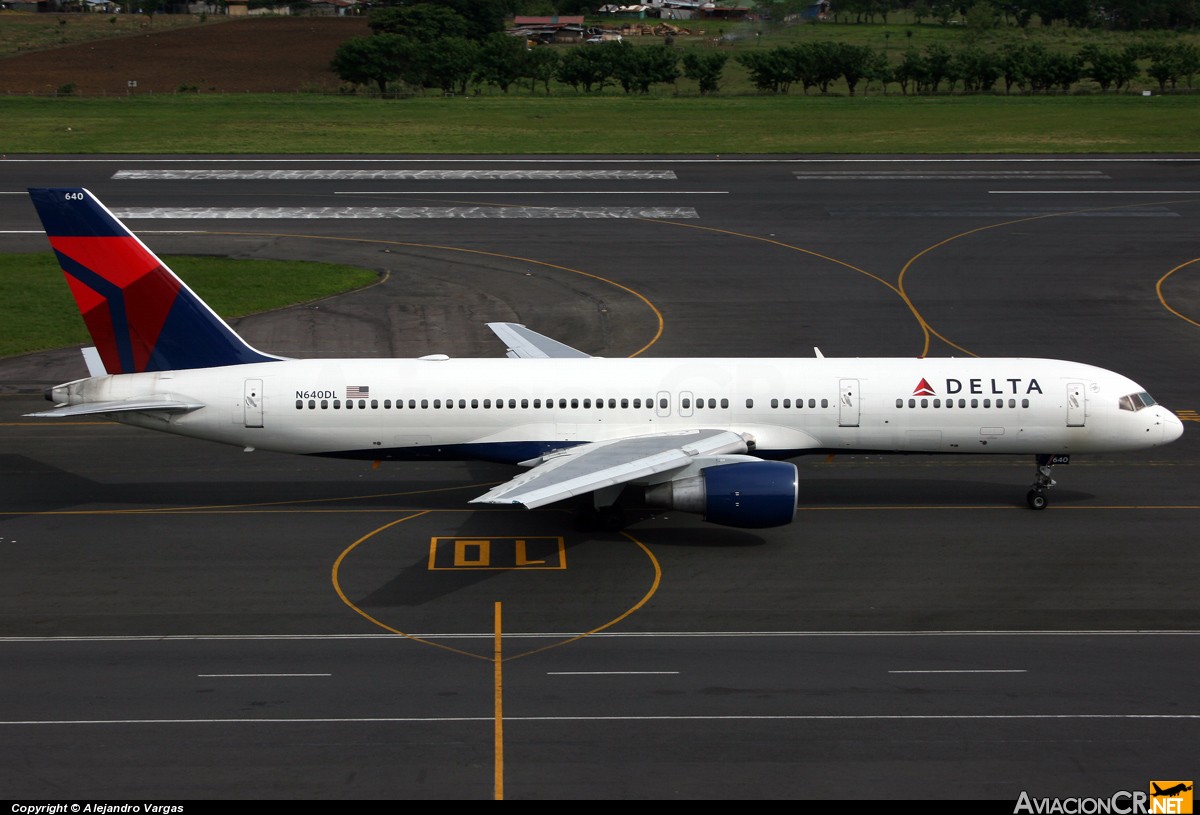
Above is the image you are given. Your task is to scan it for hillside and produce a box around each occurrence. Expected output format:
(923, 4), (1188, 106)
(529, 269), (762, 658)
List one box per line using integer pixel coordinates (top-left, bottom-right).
(0, 15), (371, 95)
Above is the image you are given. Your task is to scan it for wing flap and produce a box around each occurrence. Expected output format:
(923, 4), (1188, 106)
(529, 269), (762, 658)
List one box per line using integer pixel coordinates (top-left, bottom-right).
(470, 428), (751, 509)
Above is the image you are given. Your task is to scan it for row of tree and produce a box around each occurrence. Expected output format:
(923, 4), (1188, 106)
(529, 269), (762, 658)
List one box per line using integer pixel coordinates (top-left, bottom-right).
(331, 34), (1200, 96)
(739, 39), (1200, 93)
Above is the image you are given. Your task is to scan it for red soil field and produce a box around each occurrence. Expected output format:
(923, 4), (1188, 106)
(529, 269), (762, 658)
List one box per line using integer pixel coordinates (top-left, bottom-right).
(0, 16), (372, 95)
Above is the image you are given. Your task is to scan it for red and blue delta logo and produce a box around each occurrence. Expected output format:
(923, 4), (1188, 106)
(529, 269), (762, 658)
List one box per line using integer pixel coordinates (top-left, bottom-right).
(913, 378), (937, 397)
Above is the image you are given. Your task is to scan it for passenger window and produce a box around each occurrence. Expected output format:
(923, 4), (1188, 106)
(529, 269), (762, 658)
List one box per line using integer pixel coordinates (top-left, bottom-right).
(746, 399), (754, 408)
(682, 398), (691, 409)
(321, 399), (328, 409)
(308, 400), (316, 410)
(720, 398), (728, 408)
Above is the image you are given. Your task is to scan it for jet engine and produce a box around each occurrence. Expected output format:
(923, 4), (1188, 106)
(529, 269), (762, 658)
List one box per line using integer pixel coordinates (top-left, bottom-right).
(644, 460), (798, 528)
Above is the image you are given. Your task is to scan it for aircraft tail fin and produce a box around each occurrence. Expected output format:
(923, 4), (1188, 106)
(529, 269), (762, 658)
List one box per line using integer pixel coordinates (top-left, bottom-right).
(28, 187), (281, 374)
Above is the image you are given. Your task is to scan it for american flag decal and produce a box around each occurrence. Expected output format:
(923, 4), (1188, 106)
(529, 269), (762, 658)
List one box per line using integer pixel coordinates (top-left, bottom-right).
(347, 385), (370, 398)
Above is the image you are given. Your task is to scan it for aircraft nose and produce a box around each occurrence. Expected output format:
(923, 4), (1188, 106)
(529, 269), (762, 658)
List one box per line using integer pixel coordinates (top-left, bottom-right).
(1161, 409), (1185, 444)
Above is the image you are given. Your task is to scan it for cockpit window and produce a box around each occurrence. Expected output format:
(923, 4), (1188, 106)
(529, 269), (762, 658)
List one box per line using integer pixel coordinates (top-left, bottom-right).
(1118, 392), (1158, 412)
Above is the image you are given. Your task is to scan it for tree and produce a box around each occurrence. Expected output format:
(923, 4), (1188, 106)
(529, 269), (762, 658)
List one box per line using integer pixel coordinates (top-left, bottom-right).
(369, 4), (471, 41)
(475, 31), (528, 93)
(557, 46), (617, 93)
(1146, 41), (1200, 91)
(736, 48), (793, 94)
(421, 36), (480, 95)
(1080, 43), (1141, 90)
(525, 46), (560, 95)
(682, 50), (729, 95)
(330, 34), (418, 95)
(610, 44), (680, 95)
(953, 44), (1001, 92)
(836, 43), (878, 96)
(370, 0), (508, 42)
(894, 47), (929, 94)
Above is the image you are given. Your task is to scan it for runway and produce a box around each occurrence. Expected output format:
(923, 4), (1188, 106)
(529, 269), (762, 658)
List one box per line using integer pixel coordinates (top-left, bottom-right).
(1, 155), (1197, 800)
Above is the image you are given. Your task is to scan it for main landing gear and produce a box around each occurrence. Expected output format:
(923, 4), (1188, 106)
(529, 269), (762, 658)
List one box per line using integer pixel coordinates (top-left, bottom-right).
(573, 504), (627, 533)
(572, 486), (628, 532)
(1026, 453), (1060, 510)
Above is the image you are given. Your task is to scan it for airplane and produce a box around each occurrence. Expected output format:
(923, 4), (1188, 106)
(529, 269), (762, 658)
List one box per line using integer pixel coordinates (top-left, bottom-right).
(1152, 783), (1193, 797)
(23, 187), (1186, 530)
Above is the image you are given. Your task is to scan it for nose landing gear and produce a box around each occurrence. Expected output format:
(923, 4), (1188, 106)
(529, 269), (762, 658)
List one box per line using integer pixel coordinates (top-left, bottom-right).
(1027, 453), (1066, 510)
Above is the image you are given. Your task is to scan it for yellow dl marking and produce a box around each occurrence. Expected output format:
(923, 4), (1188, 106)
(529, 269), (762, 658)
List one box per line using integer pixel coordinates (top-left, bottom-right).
(428, 537), (566, 570)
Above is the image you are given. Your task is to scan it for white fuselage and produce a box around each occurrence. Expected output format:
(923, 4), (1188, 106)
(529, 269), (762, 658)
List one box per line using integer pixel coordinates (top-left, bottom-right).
(50, 356), (1183, 464)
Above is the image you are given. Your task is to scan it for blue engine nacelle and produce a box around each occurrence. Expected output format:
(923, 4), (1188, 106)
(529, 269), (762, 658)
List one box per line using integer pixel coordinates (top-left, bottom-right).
(644, 460), (798, 528)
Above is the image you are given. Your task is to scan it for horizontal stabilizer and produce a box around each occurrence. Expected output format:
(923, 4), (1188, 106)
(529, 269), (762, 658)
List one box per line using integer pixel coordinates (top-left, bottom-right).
(26, 399), (206, 418)
(470, 428), (751, 509)
(486, 322), (591, 359)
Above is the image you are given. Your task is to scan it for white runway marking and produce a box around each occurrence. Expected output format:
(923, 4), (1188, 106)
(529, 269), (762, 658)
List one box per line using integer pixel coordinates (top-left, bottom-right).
(548, 671), (681, 676)
(990, 190), (1200, 194)
(796, 170), (1109, 180)
(335, 190), (725, 195)
(827, 205), (1178, 217)
(888, 669), (1028, 674)
(112, 206), (699, 219)
(113, 169), (678, 180)
(1, 713), (1197, 726)
(197, 673), (331, 678)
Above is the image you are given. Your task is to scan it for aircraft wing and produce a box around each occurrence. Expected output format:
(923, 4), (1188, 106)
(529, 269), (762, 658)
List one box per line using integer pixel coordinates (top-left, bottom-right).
(469, 428), (752, 509)
(26, 399), (206, 418)
(486, 322), (591, 359)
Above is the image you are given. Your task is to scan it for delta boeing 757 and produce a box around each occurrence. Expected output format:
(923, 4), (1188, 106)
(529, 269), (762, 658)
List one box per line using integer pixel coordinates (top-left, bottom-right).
(25, 188), (1185, 530)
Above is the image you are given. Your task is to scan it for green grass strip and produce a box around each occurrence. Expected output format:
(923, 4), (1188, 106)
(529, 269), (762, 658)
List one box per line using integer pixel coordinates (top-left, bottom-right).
(2, 93), (1198, 153)
(0, 253), (378, 358)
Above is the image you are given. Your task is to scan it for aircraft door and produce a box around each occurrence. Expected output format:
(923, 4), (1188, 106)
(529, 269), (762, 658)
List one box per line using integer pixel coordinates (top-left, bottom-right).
(656, 390), (671, 418)
(244, 379), (264, 428)
(839, 379), (860, 427)
(1066, 381), (1085, 427)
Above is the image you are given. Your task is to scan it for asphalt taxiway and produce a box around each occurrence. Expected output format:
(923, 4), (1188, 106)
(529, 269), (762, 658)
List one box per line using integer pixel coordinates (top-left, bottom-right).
(0, 155), (1197, 800)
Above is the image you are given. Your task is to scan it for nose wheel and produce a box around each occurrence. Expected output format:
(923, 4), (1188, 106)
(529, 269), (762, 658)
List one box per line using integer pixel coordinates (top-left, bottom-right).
(1026, 454), (1061, 510)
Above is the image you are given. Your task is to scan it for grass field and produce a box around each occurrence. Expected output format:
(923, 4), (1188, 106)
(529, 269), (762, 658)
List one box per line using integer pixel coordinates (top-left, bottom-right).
(2, 93), (1197, 153)
(0, 254), (379, 358)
